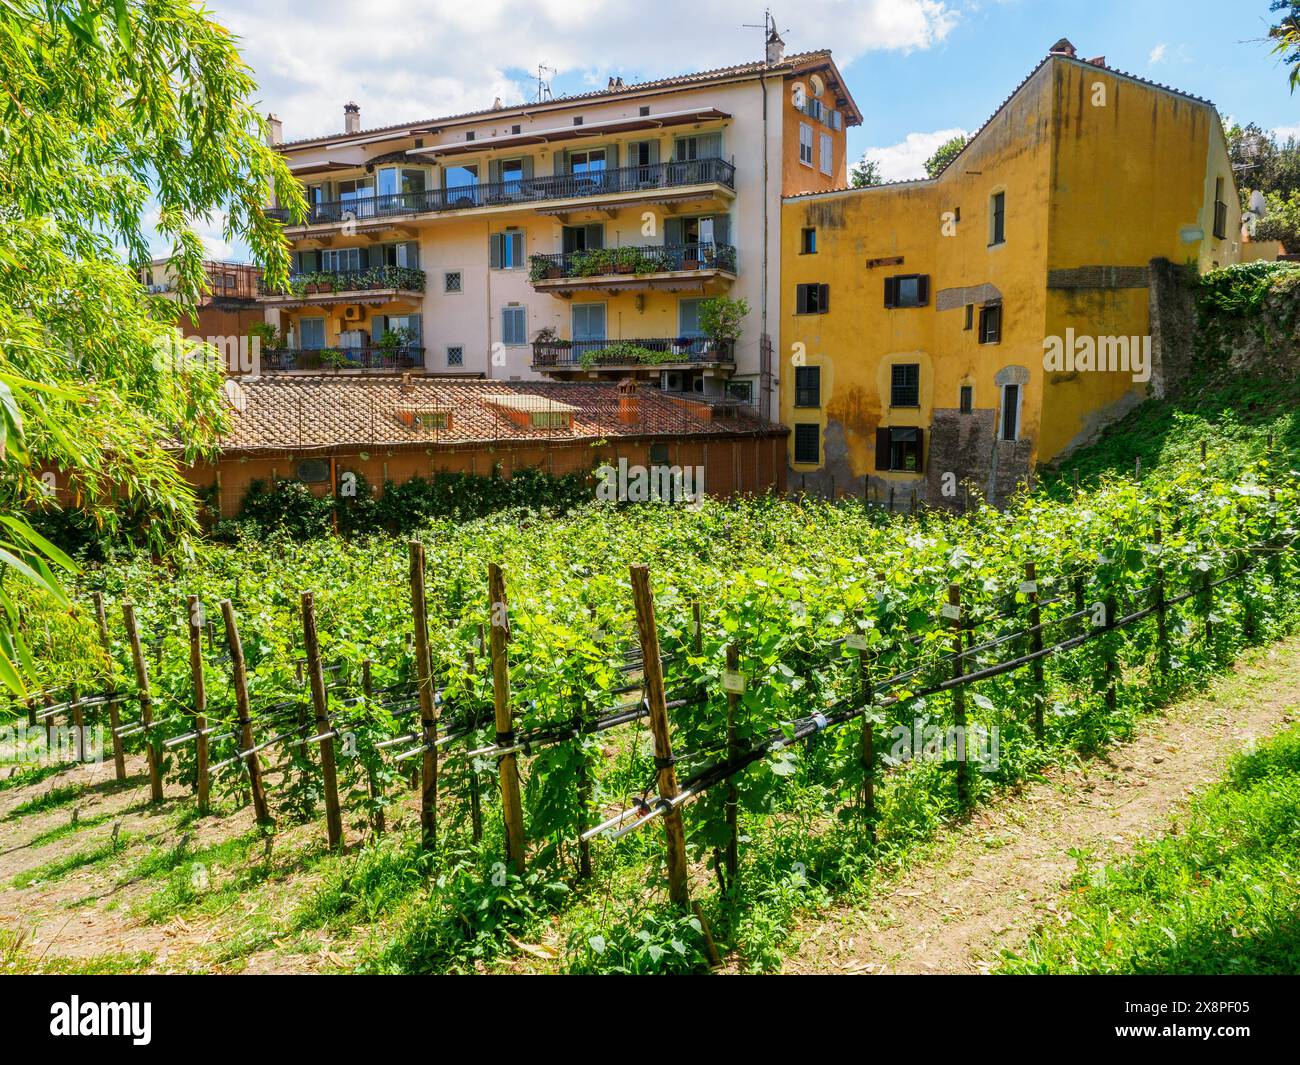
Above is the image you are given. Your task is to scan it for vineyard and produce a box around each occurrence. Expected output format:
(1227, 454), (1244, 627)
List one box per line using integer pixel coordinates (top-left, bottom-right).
(7, 444), (1300, 973)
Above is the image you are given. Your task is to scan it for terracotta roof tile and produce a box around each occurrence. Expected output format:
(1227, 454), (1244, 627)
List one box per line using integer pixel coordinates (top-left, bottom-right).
(215, 376), (783, 455)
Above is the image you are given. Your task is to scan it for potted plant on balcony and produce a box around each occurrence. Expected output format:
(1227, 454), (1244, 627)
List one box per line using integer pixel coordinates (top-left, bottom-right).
(319, 347), (350, 371)
(682, 246), (701, 271)
(612, 247), (639, 274)
(377, 326), (416, 367)
(698, 296), (749, 361)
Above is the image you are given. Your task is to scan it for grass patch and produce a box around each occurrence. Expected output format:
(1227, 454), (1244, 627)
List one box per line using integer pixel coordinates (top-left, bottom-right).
(0, 928), (152, 974)
(27, 811), (115, 848)
(1000, 720), (1300, 974)
(6, 783), (84, 819)
(13, 835), (129, 888)
(0, 762), (71, 793)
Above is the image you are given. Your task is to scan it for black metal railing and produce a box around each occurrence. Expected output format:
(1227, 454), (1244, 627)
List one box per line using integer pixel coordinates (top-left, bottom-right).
(532, 336), (735, 370)
(266, 158), (736, 226)
(263, 346), (424, 372)
(528, 242), (737, 282)
(259, 265), (426, 297)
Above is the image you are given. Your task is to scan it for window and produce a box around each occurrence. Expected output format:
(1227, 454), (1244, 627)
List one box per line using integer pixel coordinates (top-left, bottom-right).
(567, 147), (606, 173)
(444, 271), (462, 293)
(1001, 384), (1020, 441)
(890, 363), (920, 407)
(444, 163), (478, 189)
(501, 305), (526, 346)
(794, 424), (820, 464)
(511, 124), (521, 135)
(639, 106), (650, 117)
(819, 132), (833, 176)
(296, 460), (330, 484)
(297, 318), (326, 349)
(321, 247), (363, 273)
(795, 283), (830, 314)
(964, 304), (973, 330)
(799, 123), (814, 166)
(678, 298), (703, 338)
(673, 134), (721, 161)
(447, 346), (464, 367)
(377, 241), (419, 268)
(801, 227), (817, 254)
(573, 116), (583, 126)
(978, 304), (1002, 344)
(490, 228), (525, 269)
(875, 427), (924, 472)
(1213, 177), (1228, 240)
(990, 191), (1006, 246)
(465, 131), (475, 141)
(572, 302), (607, 343)
(562, 224), (604, 253)
(959, 385), (974, 414)
(377, 167), (428, 198)
(726, 379), (755, 405)
(794, 366), (821, 408)
(884, 274), (930, 308)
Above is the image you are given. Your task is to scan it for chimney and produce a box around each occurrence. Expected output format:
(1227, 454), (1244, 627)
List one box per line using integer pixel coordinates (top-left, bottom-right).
(400, 371), (414, 394)
(1086, 55), (1106, 67)
(344, 101), (361, 134)
(1049, 38), (1077, 59)
(265, 113), (283, 147)
(766, 27), (785, 66)
(617, 378), (640, 424)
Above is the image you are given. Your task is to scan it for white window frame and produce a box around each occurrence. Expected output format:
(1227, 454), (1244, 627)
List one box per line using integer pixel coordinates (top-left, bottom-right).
(799, 122), (814, 167)
(819, 132), (833, 176)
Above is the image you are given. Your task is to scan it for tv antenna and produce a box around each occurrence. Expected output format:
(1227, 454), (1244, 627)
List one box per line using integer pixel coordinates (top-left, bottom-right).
(742, 8), (786, 65)
(534, 62), (555, 103)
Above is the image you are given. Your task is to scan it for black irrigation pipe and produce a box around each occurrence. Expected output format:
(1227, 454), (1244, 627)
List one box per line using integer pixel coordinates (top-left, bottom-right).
(593, 528), (1299, 840)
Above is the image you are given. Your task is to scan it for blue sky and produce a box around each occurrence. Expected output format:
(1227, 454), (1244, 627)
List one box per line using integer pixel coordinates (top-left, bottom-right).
(182, 0), (1296, 261)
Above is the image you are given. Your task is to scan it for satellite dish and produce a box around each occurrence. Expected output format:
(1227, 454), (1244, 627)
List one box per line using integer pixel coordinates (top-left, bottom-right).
(224, 378), (248, 413)
(1250, 189), (1267, 216)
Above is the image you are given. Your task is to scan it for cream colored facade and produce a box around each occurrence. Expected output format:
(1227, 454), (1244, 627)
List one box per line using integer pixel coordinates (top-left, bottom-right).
(259, 41), (860, 420)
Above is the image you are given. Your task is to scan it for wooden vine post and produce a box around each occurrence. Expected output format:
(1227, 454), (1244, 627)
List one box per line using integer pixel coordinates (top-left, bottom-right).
(1104, 595), (1119, 715)
(629, 564), (690, 907)
(409, 542), (438, 847)
(854, 630), (876, 835)
(1025, 563), (1045, 741)
(947, 584), (970, 807)
(488, 563), (526, 871)
(724, 642), (742, 886)
(301, 592), (344, 849)
(68, 684), (85, 762)
(185, 596), (210, 814)
(360, 660), (386, 836)
(122, 603), (163, 803)
(459, 649), (482, 844)
(221, 599), (270, 823)
(90, 592), (127, 780)
(1152, 524), (1170, 673)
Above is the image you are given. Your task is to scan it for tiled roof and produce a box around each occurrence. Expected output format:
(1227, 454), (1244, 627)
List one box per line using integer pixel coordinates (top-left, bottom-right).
(215, 376), (783, 455)
(279, 50), (850, 149)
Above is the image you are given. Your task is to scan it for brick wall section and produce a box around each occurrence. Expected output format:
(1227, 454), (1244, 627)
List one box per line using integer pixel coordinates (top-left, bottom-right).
(1147, 257), (1199, 399)
(1046, 265), (1150, 290)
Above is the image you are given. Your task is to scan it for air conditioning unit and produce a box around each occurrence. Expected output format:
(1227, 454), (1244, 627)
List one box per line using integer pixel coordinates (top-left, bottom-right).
(341, 305), (365, 322)
(661, 370), (684, 392)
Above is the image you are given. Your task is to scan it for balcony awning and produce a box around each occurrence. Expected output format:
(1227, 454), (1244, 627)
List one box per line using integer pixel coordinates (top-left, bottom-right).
(409, 108), (731, 158)
(288, 161), (362, 177)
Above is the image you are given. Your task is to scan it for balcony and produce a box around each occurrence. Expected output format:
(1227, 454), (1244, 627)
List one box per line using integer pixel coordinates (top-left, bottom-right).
(262, 345), (424, 373)
(259, 266), (425, 306)
(529, 243), (736, 296)
(266, 158), (736, 228)
(532, 336), (735, 377)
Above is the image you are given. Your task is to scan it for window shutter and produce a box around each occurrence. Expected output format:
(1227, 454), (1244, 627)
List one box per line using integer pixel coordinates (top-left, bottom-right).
(646, 139), (660, 165)
(917, 276), (930, 306)
(555, 149), (568, 175)
(488, 160), (501, 184)
(371, 315), (387, 343)
(665, 217), (684, 246)
(712, 213), (731, 247)
(404, 241), (420, 267)
(586, 223), (604, 250)
(820, 284), (830, 312)
(884, 277), (896, 308)
(489, 233), (503, 268)
(509, 230), (524, 267)
(796, 285), (808, 315)
(606, 144), (618, 169)
(875, 427), (892, 471)
(914, 428), (925, 474)
(407, 314), (423, 341)
(521, 156), (534, 180)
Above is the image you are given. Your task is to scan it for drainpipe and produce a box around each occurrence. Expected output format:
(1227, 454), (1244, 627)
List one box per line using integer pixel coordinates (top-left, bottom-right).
(758, 66), (772, 421)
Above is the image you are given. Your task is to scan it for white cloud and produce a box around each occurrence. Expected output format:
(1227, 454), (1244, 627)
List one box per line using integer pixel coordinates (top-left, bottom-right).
(861, 127), (969, 182)
(1148, 42), (1166, 65)
(1274, 123), (1300, 142)
(208, 0), (959, 140)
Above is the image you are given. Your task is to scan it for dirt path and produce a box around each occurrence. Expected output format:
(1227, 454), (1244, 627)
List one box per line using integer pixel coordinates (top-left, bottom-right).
(787, 637), (1300, 975)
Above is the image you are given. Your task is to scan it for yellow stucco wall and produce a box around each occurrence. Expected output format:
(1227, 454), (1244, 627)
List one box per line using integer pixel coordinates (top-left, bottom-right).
(780, 56), (1241, 485)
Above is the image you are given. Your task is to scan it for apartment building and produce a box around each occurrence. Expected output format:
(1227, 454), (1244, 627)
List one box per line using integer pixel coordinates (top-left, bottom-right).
(141, 258), (265, 344)
(781, 39), (1241, 506)
(257, 32), (860, 418)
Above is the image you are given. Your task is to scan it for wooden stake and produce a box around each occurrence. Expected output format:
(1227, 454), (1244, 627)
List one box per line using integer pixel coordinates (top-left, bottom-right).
(361, 660), (385, 836)
(302, 592), (344, 849)
(122, 603), (163, 803)
(462, 650), (482, 845)
(186, 596), (210, 814)
(724, 642), (741, 886)
(68, 685), (84, 761)
(1153, 524), (1170, 672)
(1104, 595), (1119, 714)
(947, 585), (969, 807)
(630, 564), (690, 907)
(488, 563), (526, 871)
(1025, 563), (1045, 741)
(856, 636), (876, 834)
(409, 542), (438, 847)
(90, 592), (126, 781)
(221, 599), (270, 823)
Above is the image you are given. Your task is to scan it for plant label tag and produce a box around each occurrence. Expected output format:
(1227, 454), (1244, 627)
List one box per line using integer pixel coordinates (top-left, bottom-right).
(1018, 581), (1037, 594)
(941, 604), (962, 621)
(722, 671), (745, 694)
(846, 633), (868, 650)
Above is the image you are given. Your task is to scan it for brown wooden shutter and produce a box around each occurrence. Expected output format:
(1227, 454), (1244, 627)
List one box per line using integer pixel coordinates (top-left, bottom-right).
(884, 277), (896, 308)
(917, 275), (930, 306)
(796, 285), (808, 314)
(819, 284), (830, 312)
(875, 426), (892, 470)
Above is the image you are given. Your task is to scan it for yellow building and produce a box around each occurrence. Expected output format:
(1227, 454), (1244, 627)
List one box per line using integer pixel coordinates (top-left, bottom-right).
(780, 39), (1241, 505)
